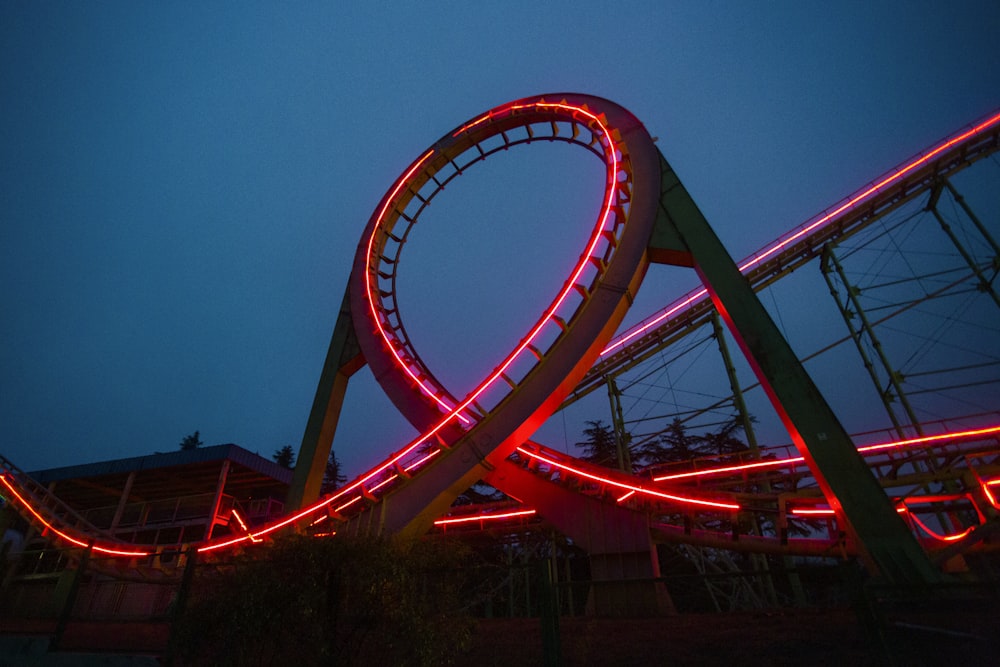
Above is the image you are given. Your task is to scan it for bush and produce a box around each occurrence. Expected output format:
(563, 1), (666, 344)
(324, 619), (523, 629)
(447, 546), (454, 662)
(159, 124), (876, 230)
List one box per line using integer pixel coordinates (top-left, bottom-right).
(171, 534), (475, 666)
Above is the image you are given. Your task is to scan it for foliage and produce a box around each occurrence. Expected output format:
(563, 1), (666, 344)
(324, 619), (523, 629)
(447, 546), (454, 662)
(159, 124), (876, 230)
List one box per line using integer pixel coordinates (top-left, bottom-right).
(634, 417), (753, 468)
(574, 420), (620, 469)
(695, 417), (754, 456)
(273, 445), (296, 469)
(454, 481), (506, 506)
(320, 449), (347, 495)
(171, 534), (475, 666)
(179, 431), (203, 450)
(575, 416), (752, 471)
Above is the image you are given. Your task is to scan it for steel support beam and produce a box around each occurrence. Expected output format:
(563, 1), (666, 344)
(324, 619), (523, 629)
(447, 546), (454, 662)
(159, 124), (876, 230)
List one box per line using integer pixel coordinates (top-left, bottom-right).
(606, 375), (633, 473)
(287, 289), (364, 511)
(709, 310), (760, 452)
(928, 179), (1000, 309)
(649, 152), (941, 585)
(819, 245), (921, 438)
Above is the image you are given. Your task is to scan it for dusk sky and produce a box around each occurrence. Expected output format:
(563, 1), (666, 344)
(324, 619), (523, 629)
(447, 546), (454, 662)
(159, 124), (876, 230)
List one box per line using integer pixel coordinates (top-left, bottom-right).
(2, 3), (999, 479)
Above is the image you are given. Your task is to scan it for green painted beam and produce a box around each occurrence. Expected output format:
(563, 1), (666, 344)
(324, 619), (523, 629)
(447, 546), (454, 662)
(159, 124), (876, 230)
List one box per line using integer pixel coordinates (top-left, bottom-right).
(650, 152), (940, 585)
(287, 288), (364, 511)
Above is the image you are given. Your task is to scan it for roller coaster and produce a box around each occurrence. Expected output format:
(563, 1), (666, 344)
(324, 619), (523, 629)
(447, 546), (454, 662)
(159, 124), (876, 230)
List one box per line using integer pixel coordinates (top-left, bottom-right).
(2, 95), (999, 609)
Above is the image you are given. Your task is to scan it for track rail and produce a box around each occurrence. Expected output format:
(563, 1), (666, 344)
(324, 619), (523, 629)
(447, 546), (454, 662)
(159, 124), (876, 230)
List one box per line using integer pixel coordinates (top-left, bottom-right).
(571, 108), (1000, 402)
(3, 97), (999, 565)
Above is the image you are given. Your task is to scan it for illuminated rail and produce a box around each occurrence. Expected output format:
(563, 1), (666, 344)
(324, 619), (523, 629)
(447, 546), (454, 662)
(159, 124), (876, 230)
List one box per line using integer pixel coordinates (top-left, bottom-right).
(2, 420), (998, 558)
(2, 98), (998, 565)
(570, 108), (1000, 402)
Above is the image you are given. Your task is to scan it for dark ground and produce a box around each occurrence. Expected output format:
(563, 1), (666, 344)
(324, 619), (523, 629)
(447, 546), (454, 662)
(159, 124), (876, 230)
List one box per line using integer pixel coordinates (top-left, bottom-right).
(2, 605), (996, 666)
(468, 608), (999, 667)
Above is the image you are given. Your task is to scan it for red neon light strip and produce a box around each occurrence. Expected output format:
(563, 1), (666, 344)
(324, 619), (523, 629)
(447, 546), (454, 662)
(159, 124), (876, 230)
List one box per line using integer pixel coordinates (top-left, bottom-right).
(364, 148), (459, 418)
(980, 479), (1000, 509)
(654, 455), (806, 482)
(900, 508), (975, 543)
(0, 475), (152, 558)
(790, 495), (983, 543)
(368, 101), (621, 426)
(789, 508), (835, 516)
(282, 99), (626, 543)
(230, 509), (261, 543)
(334, 495), (362, 513)
(653, 424), (1000, 482)
(174, 110), (1000, 555)
(516, 446), (739, 510)
(602, 110), (1000, 357)
(617, 490), (637, 503)
(10, 421), (998, 557)
(23, 109), (1000, 559)
(199, 493), (349, 553)
(855, 425), (1000, 455)
(433, 509), (537, 526)
(402, 447), (441, 473)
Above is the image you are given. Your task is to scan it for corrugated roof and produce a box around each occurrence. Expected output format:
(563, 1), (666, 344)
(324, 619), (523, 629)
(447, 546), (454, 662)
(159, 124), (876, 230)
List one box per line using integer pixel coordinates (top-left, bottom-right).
(30, 444), (293, 485)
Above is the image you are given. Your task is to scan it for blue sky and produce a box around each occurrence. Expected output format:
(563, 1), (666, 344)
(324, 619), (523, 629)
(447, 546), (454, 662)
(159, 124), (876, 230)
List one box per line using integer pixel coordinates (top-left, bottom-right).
(2, 2), (999, 478)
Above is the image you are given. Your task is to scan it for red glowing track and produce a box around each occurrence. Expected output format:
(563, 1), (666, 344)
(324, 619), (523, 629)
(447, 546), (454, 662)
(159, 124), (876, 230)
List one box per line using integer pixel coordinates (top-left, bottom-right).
(2, 97), (999, 561)
(600, 108), (1000, 357)
(577, 106), (1000, 400)
(4, 422), (997, 557)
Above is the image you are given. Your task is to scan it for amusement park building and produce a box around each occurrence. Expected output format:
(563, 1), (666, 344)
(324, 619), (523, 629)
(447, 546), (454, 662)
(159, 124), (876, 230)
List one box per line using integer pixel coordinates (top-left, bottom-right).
(0, 445), (291, 625)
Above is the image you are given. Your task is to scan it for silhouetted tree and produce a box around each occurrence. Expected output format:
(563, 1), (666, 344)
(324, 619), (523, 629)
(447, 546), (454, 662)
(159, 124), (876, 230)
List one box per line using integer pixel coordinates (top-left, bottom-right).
(179, 431), (203, 451)
(633, 418), (691, 466)
(637, 417), (751, 467)
(575, 420), (619, 468)
(320, 449), (347, 495)
(693, 418), (750, 456)
(273, 445), (296, 469)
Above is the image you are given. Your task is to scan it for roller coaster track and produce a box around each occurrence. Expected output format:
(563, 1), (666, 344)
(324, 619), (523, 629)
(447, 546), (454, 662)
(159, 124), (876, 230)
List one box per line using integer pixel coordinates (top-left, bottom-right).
(574, 105), (1000, 402)
(2, 95), (999, 579)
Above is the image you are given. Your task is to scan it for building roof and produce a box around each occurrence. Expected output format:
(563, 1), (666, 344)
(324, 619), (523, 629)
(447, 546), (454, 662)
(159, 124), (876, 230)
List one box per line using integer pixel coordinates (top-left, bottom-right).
(29, 444), (293, 510)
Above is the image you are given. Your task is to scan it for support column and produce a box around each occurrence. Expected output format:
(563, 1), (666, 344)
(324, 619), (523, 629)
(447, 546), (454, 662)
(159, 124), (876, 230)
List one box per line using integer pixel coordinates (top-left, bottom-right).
(928, 179), (1000, 309)
(605, 375), (633, 473)
(485, 461), (674, 616)
(649, 151), (940, 585)
(205, 461), (230, 540)
(709, 310), (760, 452)
(587, 547), (672, 617)
(288, 289), (364, 511)
(820, 245), (921, 438)
(710, 310), (782, 605)
(110, 470), (137, 534)
(50, 541), (92, 649)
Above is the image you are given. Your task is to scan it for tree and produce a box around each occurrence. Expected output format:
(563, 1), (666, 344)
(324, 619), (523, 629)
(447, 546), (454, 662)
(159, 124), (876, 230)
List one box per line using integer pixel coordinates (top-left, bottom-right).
(650, 417), (702, 463)
(273, 445), (296, 469)
(320, 449), (347, 495)
(636, 417), (751, 468)
(574, 420), (619, 468)
(693, 418), (751, 456)
(171, 534), (474, 666)
(179, 431), (203, 451)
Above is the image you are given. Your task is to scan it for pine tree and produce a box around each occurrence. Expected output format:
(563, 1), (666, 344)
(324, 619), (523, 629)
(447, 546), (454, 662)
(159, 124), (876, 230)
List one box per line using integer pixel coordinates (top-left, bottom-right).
(575, 420), (619, 468)
(273, 445), (296, 469)
(320, 449), (347, 495)
(635, 418), (696, 466)
(179, 431), (203, 450)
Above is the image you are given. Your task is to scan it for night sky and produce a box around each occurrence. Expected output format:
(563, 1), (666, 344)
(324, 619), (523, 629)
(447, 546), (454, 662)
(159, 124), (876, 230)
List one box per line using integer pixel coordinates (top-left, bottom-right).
(3, 3), (999, 479)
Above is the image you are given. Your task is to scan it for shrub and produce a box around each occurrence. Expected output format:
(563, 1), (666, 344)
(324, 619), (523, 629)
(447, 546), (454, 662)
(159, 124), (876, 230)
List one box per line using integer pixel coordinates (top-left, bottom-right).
(171, 534), (474, 666)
